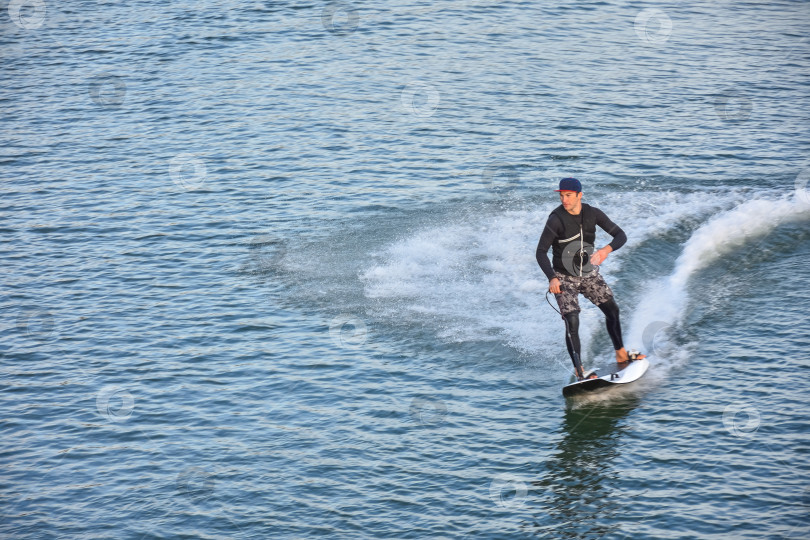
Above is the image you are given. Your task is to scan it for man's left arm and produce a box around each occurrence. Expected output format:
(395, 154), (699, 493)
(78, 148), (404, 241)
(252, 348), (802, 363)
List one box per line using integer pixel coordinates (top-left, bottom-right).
(590, 208), (627, 266)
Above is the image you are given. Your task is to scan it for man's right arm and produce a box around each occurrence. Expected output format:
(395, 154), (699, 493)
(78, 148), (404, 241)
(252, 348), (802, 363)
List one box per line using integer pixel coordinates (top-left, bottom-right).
(535, 214), (561, 281)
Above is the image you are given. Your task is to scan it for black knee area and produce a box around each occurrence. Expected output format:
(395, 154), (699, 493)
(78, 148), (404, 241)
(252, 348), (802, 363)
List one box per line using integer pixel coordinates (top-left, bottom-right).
(562, 311), (582, 371)
(598, 298), (624, 350)
(598, 298), (619, 320)
(563, 310), (579, 333)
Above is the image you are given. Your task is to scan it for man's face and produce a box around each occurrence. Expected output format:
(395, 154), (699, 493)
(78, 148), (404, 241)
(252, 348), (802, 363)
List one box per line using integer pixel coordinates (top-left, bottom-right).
(558, 190), (582, 211)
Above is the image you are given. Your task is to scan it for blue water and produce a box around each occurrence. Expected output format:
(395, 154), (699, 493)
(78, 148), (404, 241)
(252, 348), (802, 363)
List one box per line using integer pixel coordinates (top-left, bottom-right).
(2, 1), (809, 538)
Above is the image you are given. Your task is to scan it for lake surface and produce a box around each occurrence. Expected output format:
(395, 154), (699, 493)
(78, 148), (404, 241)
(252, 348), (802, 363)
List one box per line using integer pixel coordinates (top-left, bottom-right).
(2, 1), (809, 538)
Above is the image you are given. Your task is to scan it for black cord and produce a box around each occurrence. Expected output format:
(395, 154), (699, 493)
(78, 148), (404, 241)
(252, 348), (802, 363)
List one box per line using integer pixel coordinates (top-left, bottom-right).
(546, 289), (584, 379)
(545, 290), (561, 315)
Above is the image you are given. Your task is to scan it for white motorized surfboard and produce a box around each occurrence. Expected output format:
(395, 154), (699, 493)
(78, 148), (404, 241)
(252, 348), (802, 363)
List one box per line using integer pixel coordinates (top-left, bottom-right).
(562, 358), (649, 397)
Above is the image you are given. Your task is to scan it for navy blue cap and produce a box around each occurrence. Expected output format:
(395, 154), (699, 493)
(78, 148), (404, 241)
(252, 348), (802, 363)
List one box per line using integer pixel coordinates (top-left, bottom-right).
(555, 177), (582, 193)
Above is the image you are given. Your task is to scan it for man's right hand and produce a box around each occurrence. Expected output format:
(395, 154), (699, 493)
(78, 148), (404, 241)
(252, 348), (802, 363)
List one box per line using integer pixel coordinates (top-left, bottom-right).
(549, 278), (562, 294)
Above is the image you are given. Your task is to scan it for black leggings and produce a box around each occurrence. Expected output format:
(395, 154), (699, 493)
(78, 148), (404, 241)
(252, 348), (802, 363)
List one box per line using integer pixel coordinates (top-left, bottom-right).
(562, 299), (624, 371)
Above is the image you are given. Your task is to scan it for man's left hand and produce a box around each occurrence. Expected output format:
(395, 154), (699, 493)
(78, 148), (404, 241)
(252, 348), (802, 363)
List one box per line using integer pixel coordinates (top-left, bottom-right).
(590, 246), (612, 266)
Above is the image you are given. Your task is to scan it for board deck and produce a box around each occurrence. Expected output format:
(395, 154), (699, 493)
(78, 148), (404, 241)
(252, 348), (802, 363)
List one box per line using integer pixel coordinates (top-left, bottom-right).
(562, 358), (649, 397)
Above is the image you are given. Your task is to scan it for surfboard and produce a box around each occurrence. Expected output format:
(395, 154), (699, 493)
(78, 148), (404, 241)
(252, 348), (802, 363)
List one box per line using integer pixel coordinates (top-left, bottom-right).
(562, 357), (649, 397)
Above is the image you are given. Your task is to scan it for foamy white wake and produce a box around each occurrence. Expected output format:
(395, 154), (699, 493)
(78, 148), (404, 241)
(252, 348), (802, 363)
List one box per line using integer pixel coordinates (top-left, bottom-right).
(361, 189), (809, 373)
(626, 193), (810, 356)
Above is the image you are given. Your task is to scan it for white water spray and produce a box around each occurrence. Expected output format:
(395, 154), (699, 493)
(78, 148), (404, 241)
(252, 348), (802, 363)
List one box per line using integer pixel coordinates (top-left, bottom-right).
(627, 194), (810, 356)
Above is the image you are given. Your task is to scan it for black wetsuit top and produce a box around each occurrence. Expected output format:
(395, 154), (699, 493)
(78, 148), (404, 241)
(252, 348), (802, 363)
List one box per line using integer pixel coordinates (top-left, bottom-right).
(535, 205), (627, 280)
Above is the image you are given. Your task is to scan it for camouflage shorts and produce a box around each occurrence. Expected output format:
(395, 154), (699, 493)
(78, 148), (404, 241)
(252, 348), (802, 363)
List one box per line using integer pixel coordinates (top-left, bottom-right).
(553, 269), (614, 316)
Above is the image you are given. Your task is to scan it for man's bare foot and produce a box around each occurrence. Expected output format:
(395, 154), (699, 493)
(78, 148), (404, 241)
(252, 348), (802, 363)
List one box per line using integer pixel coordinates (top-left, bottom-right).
(616, 348), (646, 364)
(577, 369), (598, 381)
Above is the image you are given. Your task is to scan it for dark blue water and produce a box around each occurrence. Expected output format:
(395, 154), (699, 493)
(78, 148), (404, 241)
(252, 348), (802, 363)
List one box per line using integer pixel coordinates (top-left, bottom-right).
(2, 1), (809, 538)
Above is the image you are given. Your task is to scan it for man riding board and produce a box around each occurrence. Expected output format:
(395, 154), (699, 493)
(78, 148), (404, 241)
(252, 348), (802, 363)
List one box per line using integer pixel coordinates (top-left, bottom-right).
(536, 177), (645, 381)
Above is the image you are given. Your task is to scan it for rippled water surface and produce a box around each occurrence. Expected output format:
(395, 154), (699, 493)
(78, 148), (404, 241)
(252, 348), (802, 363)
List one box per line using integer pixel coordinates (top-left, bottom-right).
(2, 1), (810, 538)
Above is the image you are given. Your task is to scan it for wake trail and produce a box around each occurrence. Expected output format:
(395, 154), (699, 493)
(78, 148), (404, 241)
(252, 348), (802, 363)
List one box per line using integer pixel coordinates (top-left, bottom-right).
(360, 190), (764, 371)
(627, 193), (810, 367)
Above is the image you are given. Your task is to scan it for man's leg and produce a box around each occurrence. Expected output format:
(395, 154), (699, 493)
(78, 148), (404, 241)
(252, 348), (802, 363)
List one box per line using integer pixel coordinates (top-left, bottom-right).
(562, 310), (584, 378)
(597, 298), (623, 350)
(596, 298), (636, 363)
(554, 274), (592, 380)
(580, 270), (642, 364)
